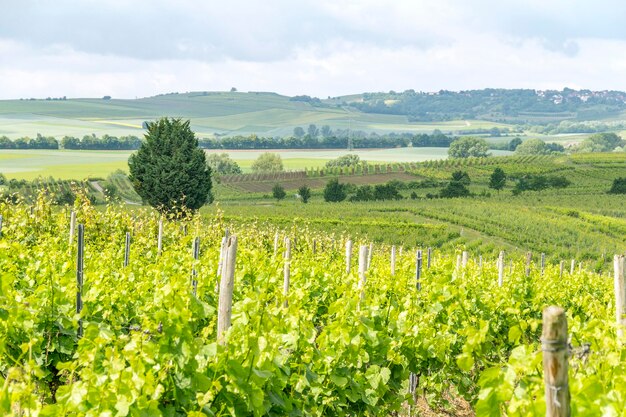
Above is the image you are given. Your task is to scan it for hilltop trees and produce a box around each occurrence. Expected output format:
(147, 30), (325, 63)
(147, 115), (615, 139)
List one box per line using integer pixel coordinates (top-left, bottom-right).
(128, 118), (212, 214)
(448, 137), (489, 158)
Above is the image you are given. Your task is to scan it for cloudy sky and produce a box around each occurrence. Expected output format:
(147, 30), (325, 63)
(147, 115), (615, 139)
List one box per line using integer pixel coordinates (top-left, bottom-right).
(1, 0), (626, 99)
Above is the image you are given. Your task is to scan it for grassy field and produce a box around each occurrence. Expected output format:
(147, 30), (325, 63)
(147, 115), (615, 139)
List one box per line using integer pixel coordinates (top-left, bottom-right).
(1, 147), (516, 180)
(0, 92), (515, 139)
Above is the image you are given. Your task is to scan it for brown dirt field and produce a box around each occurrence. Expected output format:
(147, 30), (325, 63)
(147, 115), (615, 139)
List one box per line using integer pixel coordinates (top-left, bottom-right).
(223, 172), (419, 193)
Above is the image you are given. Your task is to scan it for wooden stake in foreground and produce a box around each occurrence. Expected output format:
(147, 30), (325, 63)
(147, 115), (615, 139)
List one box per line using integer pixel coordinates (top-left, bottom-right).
(358, 245), (368, 304)
(191, 237), (200, 296)
(542, 306), (570, 417)
(416, 249), (423, 291)
(157, 218), (164, 255)
(345, 240), (353, 274)
(283, 260), (290, 308)
(525, 252), (532, 277)
(217, 236), (238, 345)
(614, 255), (626, 340)
(76, 224), (85, 338)
(498, 251), (504, 287)
(0, 214), (3, 237)
(69, 210), (76, 248)
(390, 245), (396, 276)
(124, 232), (131, 267)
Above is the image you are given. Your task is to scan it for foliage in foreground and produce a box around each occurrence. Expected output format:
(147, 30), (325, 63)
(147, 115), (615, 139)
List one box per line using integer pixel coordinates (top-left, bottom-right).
(1, 196), (625, 416)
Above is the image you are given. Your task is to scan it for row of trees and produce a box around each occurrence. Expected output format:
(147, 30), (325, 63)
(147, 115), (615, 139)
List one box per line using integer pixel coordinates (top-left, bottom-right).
(0, 134), (143, 150)
(199, 132), (453, 150)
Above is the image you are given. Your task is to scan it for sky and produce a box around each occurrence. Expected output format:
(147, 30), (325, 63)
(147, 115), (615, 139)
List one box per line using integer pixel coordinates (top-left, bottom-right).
(1, 0), (626, 99)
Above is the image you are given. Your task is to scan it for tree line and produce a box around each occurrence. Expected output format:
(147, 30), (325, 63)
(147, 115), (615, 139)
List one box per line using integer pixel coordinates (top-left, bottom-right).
(199, 131), (453, 150)
(0, 134), (143, 150)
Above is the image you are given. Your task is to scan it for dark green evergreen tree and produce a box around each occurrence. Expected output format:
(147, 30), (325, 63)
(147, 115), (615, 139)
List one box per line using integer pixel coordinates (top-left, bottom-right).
(323, 178), (347, 202)
(298, 185), (311, 203)
(489, 168), (506, 193)
(272, 183), (286, 200)
(128, 118), (212, 214)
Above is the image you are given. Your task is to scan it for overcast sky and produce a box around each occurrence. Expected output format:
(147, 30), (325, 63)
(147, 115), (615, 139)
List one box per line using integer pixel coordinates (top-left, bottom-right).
(1, 0), (626, 99)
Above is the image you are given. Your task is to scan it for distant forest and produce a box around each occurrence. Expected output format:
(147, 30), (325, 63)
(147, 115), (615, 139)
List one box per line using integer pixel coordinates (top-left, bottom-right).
(350, 88), (626, 122)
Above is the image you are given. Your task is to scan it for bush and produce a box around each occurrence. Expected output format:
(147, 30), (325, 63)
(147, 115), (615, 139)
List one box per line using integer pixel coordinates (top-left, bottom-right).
(609, 177), (626, 194)
(272, 183), (286, 200)
(440, 171), (471, 198)
(298, 185), (311, 203)
(324, 178), (347, 202)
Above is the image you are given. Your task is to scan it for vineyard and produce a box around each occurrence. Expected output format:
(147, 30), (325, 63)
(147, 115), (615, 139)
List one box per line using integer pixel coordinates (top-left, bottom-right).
(2, 195), (626, 416)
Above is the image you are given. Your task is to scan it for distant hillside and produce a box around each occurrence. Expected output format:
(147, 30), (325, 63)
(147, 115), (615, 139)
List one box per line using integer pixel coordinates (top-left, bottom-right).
(339, 88), (626, 123)
(1, 89), (625, 139)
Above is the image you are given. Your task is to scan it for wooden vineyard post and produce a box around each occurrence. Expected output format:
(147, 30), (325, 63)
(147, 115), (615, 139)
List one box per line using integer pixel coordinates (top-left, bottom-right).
(123, 232), (131, 267)
(498, 251), (505, 287)
(570, 259), (575, 275)
(273, 232), (279, 257)
(461, 251), (468, 268)
(191, 237), (200, 296)
(358, 245), (368, 306)
(390, 245), (396, 276)
(283, 259), (290, 308)
(345, 240), (353, 273)
(157, 218), (164, 255)
(68, 210), (76, 248)
(416, 249), (423, 291)
(542, 306), (570, 417)
(312, 239), (317, 255)
(76, 224), (84, 338)
(541, 253), (546, 276)
(217, 236), (237, 345)
(525, 252), (532, 277)
(0, 214), (3, 237)
(560, 261), (564, 278)
(284, 237), (291, 261)
(427, 247), (432, 269)
(614, 255), (626, 340)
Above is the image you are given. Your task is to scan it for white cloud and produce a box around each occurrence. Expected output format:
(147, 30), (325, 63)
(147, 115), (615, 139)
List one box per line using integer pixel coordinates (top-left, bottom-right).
(1, 1), (626, 98)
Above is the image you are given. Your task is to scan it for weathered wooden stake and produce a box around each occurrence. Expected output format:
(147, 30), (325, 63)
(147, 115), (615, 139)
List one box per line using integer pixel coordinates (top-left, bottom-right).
(570, 259), (575, 275)
(157, 218), (164, 255)
(0, 214), (3, 237)
(390, 245), (396, 276)
(614, 255), (626, 340)
(498, 251), (504, 287)
(191, 237), (200, 296)
(416, 250), (423, 291)
(76, 224), (84, 338)
(525, 252), (532, 277)
(358, 245), (368, 304)
(273, 232), (279, 256)
(542, 306), (570, 417)
(68, 210), (76, 248)
(284, 237), (291, 261)
(283, 261), (290, 308)
(559, 261), (564, 278)
(345, 240), (353, 273)
(217, 236), (237, 345)
(124, 232), (131, 267)
(427, 247), (432, 269)
(312, 239), (317, 254)
(461, 251), (468, 268)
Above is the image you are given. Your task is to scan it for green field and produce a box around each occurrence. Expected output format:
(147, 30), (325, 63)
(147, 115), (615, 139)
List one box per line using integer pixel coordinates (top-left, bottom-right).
(0, 148), (514, 180)
(0, 92), (514, 139)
